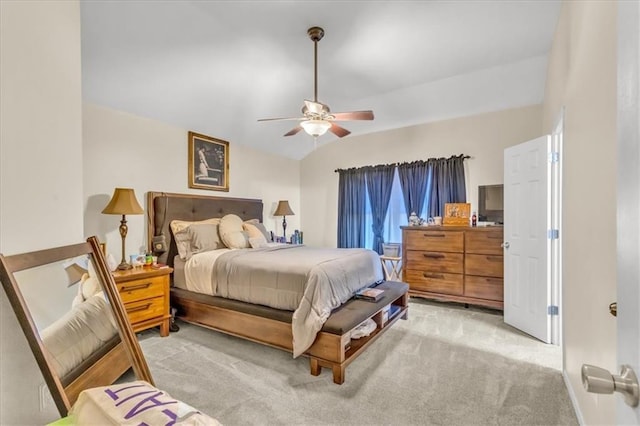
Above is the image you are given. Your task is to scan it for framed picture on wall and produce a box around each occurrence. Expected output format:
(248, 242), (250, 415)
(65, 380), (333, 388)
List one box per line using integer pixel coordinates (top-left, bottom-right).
(188, 131), (230, 191)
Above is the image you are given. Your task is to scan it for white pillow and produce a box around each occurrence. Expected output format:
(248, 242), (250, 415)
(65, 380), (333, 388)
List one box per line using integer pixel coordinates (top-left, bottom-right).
(219, 214), (249, 249)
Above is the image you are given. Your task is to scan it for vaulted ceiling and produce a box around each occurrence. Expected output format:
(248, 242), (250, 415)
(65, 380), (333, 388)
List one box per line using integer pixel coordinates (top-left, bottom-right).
(81, 1), (561, 160)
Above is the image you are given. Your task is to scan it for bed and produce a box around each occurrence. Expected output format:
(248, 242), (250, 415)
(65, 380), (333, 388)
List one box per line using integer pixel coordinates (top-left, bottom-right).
(147, 191), (409, 384)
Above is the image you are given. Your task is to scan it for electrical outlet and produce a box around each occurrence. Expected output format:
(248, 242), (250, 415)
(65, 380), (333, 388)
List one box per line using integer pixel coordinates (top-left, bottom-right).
(39, 383), (54, 412)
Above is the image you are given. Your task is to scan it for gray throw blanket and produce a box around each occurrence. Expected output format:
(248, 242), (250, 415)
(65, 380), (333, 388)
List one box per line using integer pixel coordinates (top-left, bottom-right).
(213, 245), (383, 357)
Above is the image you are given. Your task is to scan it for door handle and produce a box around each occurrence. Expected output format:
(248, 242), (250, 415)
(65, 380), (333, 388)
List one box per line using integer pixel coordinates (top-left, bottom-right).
(581, 364), (639, 407)
(501, 241), (510, 249)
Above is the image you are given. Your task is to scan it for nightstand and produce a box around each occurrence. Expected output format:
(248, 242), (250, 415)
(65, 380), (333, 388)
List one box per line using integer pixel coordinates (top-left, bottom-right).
(112, 266), (173, 337)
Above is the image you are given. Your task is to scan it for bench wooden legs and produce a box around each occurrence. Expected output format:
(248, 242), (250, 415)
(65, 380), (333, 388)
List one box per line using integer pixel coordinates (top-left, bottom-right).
(309, 358), (345, 385)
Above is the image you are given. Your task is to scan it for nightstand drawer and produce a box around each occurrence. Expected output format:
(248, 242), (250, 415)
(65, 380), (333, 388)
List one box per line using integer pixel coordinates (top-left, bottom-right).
(117, 275), (166, 304)
(124, 296), (166, 324)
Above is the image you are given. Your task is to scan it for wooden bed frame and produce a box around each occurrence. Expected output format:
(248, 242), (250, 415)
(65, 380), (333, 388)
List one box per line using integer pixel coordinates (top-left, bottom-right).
(147, 191), (408, 384)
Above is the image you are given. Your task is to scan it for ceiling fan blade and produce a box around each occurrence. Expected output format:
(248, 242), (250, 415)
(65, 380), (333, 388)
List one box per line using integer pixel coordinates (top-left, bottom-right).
(329, 123), (351, 138)
(284, 126), (303, 137)
(331, 110), (375, 121)
(257, 117), (303, 122)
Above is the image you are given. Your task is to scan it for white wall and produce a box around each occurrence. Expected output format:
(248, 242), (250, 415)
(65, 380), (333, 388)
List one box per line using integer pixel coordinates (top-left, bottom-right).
(542, 1), (618, 424)
(82, 103), (301, 258)
(300, 105), (543, 248)
(0, 0), (83, 423)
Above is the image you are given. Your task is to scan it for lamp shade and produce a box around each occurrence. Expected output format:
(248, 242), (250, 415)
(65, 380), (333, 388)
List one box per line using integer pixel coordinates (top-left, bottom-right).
(273, 200), (294, 216)
(102, 188), (144, 215)
(301, 119), (331, 137)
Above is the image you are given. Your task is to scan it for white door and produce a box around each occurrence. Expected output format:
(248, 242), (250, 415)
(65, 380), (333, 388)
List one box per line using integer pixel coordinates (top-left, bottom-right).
(616, 0), (640, 422)
(503, 135), (553, 343)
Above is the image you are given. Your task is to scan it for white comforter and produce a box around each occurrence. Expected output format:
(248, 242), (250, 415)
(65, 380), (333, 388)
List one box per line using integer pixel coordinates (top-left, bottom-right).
(183, 245), (383, 357)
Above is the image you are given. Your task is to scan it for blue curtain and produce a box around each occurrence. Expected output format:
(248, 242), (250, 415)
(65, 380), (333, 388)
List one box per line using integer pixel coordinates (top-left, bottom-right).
(365, 165), (396, 254)
(337, 168), (367, 248)
(428, 155), (467, 217)
(397, 161), (430, 218)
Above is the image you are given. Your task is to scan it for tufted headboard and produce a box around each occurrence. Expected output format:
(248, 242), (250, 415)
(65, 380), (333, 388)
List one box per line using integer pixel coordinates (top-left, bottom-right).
(146, 191), (263, 267)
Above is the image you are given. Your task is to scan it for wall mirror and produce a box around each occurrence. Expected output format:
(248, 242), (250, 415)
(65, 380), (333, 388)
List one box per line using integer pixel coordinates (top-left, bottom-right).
(0, 236), (153, 417)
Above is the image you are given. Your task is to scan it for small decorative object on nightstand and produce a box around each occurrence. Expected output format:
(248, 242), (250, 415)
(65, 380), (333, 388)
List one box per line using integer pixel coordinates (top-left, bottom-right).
(112, 266), (173, 337)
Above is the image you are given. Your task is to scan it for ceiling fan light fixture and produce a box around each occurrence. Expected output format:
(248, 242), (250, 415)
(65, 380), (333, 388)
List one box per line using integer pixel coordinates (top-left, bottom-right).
(301, 119), (331, 137)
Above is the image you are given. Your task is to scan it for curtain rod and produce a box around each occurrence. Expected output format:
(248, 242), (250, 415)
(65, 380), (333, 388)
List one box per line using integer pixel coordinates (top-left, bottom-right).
(334, 154), (470, 173)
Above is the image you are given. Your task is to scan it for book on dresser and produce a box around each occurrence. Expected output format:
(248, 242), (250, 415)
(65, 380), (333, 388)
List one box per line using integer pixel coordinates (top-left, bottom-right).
(355, 287), (385, 302)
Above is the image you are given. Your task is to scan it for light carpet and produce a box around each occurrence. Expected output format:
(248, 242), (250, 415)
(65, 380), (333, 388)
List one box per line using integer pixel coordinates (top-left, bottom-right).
(136, 299), (578, 425)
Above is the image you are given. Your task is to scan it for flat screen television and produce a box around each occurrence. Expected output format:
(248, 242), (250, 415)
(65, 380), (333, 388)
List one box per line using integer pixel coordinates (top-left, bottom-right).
(478, 184), (503, 224)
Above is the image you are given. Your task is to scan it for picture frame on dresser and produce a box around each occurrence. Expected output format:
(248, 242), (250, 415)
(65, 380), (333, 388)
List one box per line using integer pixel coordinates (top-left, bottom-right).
(443, 202), (471, 226)
(188, 131), (230, 192)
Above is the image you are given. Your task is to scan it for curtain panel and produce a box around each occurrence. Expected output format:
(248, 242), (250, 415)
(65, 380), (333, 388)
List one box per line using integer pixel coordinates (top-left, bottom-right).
(428, 154), (467, 217)
(365, 165), (396, 254)
(337, 168), (367, 248)
(397, 161), (430, 218)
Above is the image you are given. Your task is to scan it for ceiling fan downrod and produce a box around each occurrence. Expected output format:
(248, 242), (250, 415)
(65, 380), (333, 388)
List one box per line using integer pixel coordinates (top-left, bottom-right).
(307, 26), (324, 103)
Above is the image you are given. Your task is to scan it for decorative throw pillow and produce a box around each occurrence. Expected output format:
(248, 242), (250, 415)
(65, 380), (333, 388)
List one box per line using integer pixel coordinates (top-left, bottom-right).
(219, 214), (250, 249)
(69, 380), (221, 425)
(249, 237), (269, 249)
(243, 220), (271, 241)
(188, 223), (224, 255)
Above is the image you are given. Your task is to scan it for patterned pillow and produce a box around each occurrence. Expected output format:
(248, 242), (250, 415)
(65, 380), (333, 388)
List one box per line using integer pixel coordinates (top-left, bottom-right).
(219, 214), (249, 249)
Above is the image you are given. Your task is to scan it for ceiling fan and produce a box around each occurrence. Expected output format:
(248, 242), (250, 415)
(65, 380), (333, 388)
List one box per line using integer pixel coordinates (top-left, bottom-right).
(258, 26), (374, 139)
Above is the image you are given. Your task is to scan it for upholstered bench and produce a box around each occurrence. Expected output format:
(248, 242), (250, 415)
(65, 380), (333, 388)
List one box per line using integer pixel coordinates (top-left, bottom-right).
(171, 281), (409, 384)
(310, 280), (409, 383)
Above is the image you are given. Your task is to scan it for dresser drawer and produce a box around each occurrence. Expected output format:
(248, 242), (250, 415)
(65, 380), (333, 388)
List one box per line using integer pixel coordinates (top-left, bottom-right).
(406, 251), (463, 273)
(405, 270), (463, 295)
(117, 275), (167, 304)
(465, 231), (504, 255)
(465, 254), (503, 277)
(404, 230), (464, 253)
(124, 296), (166, 324)
(465, 276), (503, 301)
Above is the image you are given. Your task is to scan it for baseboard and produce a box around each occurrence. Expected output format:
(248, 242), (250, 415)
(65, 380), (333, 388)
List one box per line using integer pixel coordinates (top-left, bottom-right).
(563, 369), (585, 425)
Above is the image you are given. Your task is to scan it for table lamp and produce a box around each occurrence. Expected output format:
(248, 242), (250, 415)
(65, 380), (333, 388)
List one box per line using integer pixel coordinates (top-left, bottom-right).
(273, 200), (295, 240)
(102, 188), (144, 270)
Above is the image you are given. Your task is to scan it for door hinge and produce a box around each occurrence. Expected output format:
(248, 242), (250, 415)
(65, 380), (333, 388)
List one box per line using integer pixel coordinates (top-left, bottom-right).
(548, 152), (560, 163)
(548, 305), (559, 316)
(548, 229), (559, 239)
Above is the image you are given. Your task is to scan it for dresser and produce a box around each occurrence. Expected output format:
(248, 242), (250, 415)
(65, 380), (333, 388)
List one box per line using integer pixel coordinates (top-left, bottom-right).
(112, 267), (173, 336)
(401, 226), (504, 309)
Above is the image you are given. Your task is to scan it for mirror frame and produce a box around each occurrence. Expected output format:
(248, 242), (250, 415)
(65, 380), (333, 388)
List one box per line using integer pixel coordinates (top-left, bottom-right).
(0, 236), (153, 416)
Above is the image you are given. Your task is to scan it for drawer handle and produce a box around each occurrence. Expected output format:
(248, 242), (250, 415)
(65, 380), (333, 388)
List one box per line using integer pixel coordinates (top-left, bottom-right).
(485, 278), (500, 283)
(122, 282), (152, 292)
(424, 273), (444, 279)
(423, 253), (445, 259)
(487, 235), (503, 239)
(486, 256), (502, 262)
(423, 234), (446, 238)
(126, 303), (152, 313)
